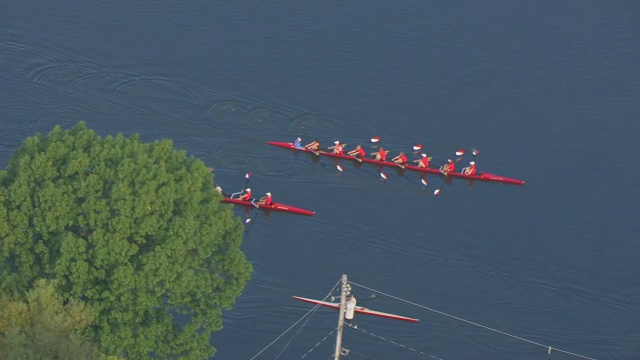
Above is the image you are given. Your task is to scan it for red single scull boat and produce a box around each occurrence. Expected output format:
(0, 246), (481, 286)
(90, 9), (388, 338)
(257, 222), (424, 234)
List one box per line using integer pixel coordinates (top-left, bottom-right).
(267, 141), (525, 185)
(223, 197), (315, 216)
(292, 296), (419, 323)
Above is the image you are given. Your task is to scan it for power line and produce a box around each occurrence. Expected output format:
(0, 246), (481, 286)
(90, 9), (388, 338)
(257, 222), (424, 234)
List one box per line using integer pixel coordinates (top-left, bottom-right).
(249, 277), (342, 360)
(350, 281), (598, 360)
(345, 322), (443, 360)
(300, 328), (336, 359)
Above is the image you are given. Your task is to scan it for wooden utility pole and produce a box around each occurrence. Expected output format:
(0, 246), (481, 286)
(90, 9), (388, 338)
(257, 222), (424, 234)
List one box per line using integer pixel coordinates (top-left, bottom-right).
(333, 274), (348, 360)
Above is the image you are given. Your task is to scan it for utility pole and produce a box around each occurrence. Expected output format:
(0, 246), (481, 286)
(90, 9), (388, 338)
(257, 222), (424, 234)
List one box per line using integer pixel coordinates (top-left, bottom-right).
(333, 274), (348, 360)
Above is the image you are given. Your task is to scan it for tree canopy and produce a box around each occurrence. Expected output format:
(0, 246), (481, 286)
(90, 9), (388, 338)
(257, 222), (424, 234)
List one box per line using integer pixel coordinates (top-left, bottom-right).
(0, 122), (252, 358)
(0, 279), (98, 359)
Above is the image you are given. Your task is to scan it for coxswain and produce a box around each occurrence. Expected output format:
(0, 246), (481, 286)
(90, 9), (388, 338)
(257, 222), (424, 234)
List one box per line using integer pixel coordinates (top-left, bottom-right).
(293, 137), (304, 149)
(392, 152), (408, 165)
(347, 145), (366, 158)
(239, 188), (252, 201)
(413, 153), (430, 168)
(257, 192), (273, 206)
(462, 161), (477, 175)
(328, 140), (344, 155)
(371, 147), (387, 161)
(305, 139), (320, 151)
(215, 183), (223, 194)
(440, 159), (455, 175)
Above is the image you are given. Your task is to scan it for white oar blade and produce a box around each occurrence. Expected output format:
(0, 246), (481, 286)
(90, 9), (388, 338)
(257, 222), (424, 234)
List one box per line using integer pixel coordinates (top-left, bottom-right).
(472, 149), (479, 156)
(413, 144), (422, 151)
(336, 165), (343, 172)
(456, 149), (465, 156)
(245, 218), (252, 224)
(380, 172), (387, 180)
(421, 178), (428, 186)
(433, 189), (441, 196)
(371, 136), (380, 143)
(245, 173), (251, 179)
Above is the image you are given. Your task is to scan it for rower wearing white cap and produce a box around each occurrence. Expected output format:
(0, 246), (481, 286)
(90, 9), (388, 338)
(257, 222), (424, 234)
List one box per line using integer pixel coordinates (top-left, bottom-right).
(239, 187), (252, 201)
(462, 161), (477, 175)
(328, 140), (344, 155)
(440, 159), (455, 175)
(413, 153), (431, 168)
(293, 137), (304, 149)
(257, 192), (273, 206)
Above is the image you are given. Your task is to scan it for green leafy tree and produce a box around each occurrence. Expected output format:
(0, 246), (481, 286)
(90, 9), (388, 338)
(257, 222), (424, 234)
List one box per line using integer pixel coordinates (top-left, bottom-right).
(0, 123), (252, 358)
(0, 279), (98, 359)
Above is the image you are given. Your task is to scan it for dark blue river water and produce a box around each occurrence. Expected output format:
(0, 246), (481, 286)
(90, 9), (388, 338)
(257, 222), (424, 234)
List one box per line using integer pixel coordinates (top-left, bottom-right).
(2, 2), (639, 359)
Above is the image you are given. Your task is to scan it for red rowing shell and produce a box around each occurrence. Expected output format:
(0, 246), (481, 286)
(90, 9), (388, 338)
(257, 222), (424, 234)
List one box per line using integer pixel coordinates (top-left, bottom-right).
(268, 141), (525, 185)
(292, 296), (419, 323)
(222, 197), (315, 216)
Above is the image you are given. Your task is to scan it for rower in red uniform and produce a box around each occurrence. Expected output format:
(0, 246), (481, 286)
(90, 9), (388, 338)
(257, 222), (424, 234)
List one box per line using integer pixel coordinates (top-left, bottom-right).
(462, 161), (476, 175)
(440, 159), (455, 175)
(392, 152), (408, 165)
(347, 145), (366, 158)
(371, 147), (387, 161)
(239, 188), (252, 201)
(257, 192), (273, 206)
(413, 153), (430, 168)
(328, 140), (344, 155)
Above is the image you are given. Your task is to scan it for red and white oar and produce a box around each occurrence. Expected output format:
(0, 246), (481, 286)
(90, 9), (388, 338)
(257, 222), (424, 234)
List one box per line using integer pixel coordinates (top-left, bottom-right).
(413, 144), (422, 151)
(421, 178), (428, 186)
(336, 165), (344, 172)
(242, 173), (251, 192)
(433, 174), (448, 196)
(243, 173), (254, 224)
(455, 149), (465, 156)
(379, 172), (388, 180)
(371, 136), (381, 143)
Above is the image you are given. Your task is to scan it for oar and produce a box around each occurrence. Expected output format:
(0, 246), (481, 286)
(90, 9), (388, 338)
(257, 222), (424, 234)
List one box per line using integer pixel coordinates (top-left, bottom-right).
(399, 171), (421, 188)
(433, 175), (447, 196)
(241, 173), (251, 192)
(245, 207), (261, 234)
(379, 169), (424, 188)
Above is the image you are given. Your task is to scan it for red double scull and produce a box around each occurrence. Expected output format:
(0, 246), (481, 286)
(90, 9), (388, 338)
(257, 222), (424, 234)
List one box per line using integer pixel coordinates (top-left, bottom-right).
(268, 141), (525, 185)
(222, 197), (315, 216)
